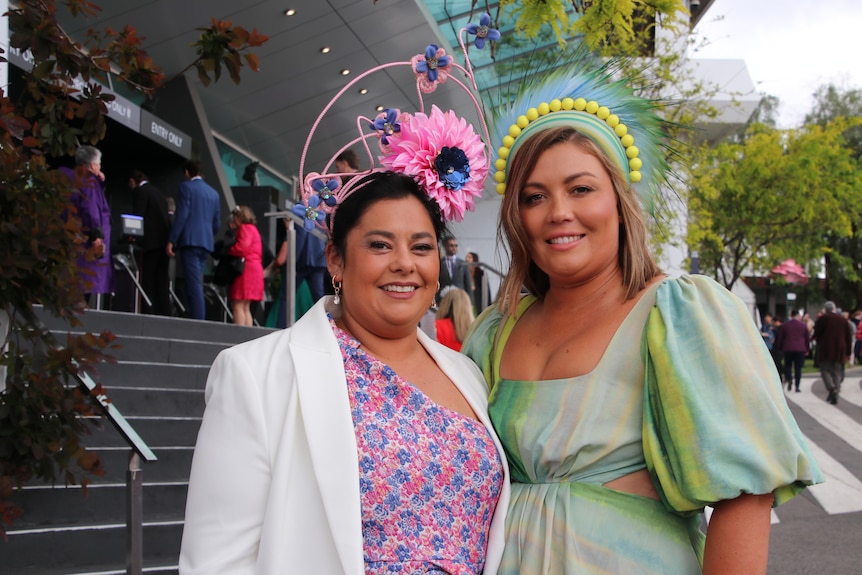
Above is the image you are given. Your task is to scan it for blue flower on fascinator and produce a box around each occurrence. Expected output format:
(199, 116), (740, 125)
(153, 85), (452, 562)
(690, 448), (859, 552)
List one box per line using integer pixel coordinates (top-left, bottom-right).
(312, 177), (339, 206)
(369, 108), (401, 145)
(466, 13), (500, 50)
(434, 147), (471, 191)
(413, 44), (452, 83)
(292, 195), (326, 231)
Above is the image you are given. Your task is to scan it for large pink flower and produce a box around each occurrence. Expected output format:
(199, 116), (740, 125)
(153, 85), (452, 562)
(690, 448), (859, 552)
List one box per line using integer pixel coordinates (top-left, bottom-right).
(379, 105), (487, 222)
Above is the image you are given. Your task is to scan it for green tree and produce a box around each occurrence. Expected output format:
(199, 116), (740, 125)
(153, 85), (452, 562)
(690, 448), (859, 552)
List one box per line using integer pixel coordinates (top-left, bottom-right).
(686, 120), (862, 290)
(741, 94), (780, 132)
(805, 84), (862, 158)
(496, 0), (685, 52)
(0, 0), (267, 536)
(800, 83), (862, 307)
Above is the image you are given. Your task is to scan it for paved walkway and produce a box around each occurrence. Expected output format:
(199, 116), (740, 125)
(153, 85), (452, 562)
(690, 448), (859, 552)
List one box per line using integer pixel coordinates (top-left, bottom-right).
(767, 368), (862, 574)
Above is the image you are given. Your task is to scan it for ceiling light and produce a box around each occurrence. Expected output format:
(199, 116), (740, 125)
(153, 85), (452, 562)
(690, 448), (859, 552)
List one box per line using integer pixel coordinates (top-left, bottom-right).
(340, 69), (350, 76)
(320, 47), (331, 54)
(375, 105), (384, 112)
(284, 9), (296, 16)
(358, 88), (368, 95)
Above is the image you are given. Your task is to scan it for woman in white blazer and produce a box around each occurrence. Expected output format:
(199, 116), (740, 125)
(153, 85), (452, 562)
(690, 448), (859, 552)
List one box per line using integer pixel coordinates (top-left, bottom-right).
(180, 172), (510, 574)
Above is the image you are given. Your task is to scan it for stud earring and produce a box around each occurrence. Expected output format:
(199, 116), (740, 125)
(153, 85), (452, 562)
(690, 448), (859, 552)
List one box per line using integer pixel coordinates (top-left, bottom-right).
(332, 277), (342, 305)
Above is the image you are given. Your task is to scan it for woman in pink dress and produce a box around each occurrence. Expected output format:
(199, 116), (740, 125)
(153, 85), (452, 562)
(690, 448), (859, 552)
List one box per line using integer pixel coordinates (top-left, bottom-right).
(227, 205), (264, 325)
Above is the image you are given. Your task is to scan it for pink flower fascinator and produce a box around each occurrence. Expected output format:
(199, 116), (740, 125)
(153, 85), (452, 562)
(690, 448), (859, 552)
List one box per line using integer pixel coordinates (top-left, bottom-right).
(295, 15), (501, 234)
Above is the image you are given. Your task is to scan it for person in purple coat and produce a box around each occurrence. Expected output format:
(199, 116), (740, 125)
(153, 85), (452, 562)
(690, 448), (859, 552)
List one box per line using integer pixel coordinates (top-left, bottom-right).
(774, 309), (811, 393)
(60, 146), (113, 304)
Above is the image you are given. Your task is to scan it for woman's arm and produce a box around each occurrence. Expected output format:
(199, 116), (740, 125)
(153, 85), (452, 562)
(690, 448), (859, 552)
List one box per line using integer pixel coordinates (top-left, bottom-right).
(274, 239), (288, 266)
(702, 493), (774, 575)
(180, 349), (272, 575)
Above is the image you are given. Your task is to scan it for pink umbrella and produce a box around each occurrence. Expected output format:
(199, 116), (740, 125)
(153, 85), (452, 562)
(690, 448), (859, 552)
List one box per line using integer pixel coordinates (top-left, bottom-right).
(771, 259), (809, 285)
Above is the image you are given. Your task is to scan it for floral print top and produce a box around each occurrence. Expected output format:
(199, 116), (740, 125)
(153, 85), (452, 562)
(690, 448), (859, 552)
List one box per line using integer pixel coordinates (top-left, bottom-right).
(333, 319), (503, 574)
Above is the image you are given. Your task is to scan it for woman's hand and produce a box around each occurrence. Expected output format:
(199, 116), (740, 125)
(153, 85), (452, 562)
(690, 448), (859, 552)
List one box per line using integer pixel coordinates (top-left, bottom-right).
(702, 492), (774, 575)
(91, 237), (105, 258)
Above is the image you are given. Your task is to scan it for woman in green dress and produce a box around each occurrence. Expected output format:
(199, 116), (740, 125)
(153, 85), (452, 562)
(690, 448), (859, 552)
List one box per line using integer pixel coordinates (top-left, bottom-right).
(463, 61), (823, 574)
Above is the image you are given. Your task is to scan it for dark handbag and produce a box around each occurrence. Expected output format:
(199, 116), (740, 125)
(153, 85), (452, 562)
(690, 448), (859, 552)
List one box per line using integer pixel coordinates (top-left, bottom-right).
(213, 255), (245, 286)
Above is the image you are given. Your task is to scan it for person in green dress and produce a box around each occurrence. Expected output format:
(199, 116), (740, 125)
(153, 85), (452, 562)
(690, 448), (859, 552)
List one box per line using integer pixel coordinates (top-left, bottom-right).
(463, 59), (823, 575)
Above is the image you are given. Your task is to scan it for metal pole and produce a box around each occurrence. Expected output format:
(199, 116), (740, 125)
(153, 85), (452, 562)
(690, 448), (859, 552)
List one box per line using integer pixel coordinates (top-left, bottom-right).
(264, 208), (324, 328)
(286, 220), (296, 327)
(115, 254), (152, 308)
(126, 451), (143, 575)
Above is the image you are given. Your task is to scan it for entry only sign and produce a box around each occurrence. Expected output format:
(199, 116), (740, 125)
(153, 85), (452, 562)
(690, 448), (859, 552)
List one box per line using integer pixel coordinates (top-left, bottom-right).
(7, 46), (191, 158)
(140, 110), (192, 158)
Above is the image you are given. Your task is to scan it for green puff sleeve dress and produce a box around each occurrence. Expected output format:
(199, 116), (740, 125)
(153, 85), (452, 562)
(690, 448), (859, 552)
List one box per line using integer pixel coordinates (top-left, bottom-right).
(461, 274), (822, 575)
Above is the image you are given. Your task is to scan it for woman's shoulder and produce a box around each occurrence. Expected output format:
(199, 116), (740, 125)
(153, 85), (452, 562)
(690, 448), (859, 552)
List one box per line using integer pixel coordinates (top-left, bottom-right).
(468, 301), (507, 340)
(221, 303), (331, 364)
(655, 273), (724, 291)
(216, 327), (291, 369)
(239, 222), (259, 235)
(461, 295), (537, 372)
(648, 274), (762, 347)
(653, 274), (740, 310)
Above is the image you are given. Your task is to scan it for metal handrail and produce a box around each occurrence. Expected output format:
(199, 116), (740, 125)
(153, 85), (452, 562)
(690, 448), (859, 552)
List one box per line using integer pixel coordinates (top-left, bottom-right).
(265, 207), (327, 328)
(15, 305), (157, 575)
(469, 260), (505, 279)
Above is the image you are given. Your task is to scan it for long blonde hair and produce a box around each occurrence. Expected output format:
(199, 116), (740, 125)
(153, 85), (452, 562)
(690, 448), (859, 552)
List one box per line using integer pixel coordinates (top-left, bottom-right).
(497, 126), (661, 316)
(436, 288), (475, 342)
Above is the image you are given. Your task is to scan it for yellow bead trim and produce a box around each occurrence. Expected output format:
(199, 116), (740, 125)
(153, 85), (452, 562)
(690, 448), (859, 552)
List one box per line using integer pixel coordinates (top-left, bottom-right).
(494, 98), (642, 195)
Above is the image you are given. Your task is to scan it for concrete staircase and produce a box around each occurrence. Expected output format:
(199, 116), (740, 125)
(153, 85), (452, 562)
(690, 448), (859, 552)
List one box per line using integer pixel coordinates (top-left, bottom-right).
(1, 308), (272, 574)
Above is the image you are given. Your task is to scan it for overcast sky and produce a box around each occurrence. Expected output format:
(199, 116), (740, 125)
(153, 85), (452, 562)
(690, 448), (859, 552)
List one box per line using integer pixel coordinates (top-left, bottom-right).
(694, 0), (862, 128)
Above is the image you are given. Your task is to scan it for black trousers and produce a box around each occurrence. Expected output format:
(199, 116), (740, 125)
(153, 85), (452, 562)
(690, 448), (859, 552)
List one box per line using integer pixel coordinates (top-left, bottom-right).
(140, 248), (172, 316)
(783, 351), (806, 388)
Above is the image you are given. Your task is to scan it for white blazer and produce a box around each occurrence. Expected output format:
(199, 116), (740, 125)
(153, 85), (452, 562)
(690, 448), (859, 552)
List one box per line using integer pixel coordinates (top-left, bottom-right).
(179, 297), (510, 574)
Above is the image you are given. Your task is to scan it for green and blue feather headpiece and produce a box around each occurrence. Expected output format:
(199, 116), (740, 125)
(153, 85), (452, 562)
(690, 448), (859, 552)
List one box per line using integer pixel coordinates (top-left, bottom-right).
(490, 51), (672, 213)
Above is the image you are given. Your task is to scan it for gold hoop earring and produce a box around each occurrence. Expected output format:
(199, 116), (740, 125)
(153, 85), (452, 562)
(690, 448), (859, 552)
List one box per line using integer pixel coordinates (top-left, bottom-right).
(332, 277), (342, 305)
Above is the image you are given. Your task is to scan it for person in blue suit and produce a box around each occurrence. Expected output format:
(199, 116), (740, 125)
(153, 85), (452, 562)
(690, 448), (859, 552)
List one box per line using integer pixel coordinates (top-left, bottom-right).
(295, 227), (327, 302)
(167, 160), (221, 320)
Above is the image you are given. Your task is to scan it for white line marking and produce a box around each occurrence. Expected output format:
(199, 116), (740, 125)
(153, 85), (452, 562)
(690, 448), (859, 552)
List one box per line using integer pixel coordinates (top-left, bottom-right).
(785, 380), (862, 455)
(800, 433), (862, 514)
(839, 377), (862, 408)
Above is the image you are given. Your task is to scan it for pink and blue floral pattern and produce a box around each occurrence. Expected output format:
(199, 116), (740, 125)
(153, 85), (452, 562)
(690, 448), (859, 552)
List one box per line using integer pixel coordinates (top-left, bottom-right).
(333, 318), (503, 574)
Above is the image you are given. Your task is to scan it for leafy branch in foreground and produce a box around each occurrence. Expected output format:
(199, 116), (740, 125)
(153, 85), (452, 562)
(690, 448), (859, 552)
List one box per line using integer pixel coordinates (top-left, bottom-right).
(0, 0), (267, 537)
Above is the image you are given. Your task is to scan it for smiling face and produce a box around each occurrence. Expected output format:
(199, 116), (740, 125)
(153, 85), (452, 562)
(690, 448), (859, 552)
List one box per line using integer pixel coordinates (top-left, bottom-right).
(327, 195), (439, 340)
(518, 141), (622, 288)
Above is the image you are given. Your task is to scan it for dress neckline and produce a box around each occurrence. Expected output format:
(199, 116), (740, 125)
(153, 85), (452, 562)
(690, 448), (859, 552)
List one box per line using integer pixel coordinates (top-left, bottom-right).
(495, 279), (664, 384)
(330, 315), (485, 427)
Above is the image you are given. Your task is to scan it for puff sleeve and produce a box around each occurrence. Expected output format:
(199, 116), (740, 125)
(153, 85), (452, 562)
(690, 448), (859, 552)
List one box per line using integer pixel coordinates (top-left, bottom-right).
(642, 275), (823, 514)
